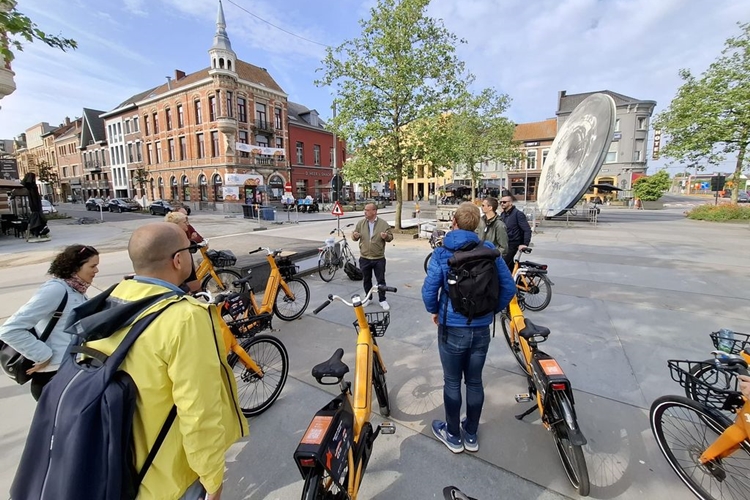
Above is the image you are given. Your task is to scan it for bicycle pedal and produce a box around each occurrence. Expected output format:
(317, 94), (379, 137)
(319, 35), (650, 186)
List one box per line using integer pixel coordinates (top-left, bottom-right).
(514, 393), (532, 403)
(378, 422), (396, 435)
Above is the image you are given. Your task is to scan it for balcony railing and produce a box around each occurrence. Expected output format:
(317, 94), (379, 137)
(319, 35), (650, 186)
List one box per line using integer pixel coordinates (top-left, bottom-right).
(253, 120), (275, 133)
(85, 161), (103, 172)
(254, 156), (286, 167)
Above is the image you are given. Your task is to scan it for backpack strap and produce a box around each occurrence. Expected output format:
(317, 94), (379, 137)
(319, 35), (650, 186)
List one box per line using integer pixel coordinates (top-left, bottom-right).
(136, 405), (177, 487)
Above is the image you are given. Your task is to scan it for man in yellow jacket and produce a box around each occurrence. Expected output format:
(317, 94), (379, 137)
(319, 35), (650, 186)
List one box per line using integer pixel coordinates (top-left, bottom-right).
(87, 222), (248, 500)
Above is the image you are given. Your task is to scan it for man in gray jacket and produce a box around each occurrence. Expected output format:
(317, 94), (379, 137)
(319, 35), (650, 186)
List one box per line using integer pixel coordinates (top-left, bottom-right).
(352, 203), (394, 309)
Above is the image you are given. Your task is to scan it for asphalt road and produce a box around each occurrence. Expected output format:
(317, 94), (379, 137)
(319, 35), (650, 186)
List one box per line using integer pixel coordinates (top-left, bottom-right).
(54, 203), (158, 222)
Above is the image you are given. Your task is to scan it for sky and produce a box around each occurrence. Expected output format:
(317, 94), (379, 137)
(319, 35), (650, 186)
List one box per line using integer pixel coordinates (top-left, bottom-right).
(1, 0), (749, 175)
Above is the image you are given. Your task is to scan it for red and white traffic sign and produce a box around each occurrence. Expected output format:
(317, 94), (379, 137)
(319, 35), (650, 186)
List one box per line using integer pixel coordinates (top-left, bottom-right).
(331, 201), (344, 217)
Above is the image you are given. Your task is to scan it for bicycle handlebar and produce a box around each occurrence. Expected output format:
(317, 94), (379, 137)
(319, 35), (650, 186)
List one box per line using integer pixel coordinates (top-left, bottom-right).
(313, 285), (398, 314)
(711, 351), (750, 377)
(248, 247), (281, 256)
(194, 290), (226, 305)
(329, 224), (354, 236)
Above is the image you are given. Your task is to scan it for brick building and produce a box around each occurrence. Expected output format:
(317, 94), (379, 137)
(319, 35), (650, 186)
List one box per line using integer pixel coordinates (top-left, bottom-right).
(54, 118), (84, 201)
(287, 101), (345, 202)
(100, 0), (290, 212)
(506, 118), (557, 201)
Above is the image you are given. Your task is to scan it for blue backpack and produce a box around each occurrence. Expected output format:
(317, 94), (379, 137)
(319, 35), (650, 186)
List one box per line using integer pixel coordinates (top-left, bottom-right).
(11, 286), (178, 500)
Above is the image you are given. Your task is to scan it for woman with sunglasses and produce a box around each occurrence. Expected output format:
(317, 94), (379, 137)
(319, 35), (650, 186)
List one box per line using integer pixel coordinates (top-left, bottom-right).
(0, 245), (100, 400)
(476, 197), (508, 257)
(164, 211), (202, 293)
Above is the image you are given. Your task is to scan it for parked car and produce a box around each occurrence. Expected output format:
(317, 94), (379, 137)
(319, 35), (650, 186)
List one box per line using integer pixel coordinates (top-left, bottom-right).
(738, 191), (749, 203)
(108, 198), (141, 213)
(41, 199), (57, 215)
(148, 199), (175, 216)
(85, 197), (108, 211)
(170, 202), (192, 215)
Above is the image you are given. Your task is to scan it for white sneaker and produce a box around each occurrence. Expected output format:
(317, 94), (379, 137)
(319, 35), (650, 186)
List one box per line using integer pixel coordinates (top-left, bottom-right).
(379, 300), (390, 311)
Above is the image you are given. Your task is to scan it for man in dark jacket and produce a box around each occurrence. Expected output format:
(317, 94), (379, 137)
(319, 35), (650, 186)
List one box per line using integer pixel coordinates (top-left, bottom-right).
(499, 194), (532, 270)
(422, 202), (515, 454)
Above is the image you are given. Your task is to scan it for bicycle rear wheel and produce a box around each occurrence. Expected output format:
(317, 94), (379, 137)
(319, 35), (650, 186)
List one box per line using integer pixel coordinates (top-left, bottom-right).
(517, 273), (552, 312)
(318, 249), (337, 282)
(501, 313), (530, 375)
(201, 269), (245, 295)
(300, 466), (345, 500)
(372, 344), (390, 417)
(551, 392), (590, 496)
(424, 252), (433, 274)
(274, 277), (310, 321)
(650, 395), (750, 500)
(228, 334), (289, 417)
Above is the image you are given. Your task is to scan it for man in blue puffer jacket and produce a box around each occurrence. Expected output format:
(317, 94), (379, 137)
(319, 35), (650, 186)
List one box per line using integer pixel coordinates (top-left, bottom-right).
(422, 202), (515, 454)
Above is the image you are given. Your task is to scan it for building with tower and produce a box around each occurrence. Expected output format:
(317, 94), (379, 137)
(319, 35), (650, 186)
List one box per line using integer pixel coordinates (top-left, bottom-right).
(99, 0), (289, 211)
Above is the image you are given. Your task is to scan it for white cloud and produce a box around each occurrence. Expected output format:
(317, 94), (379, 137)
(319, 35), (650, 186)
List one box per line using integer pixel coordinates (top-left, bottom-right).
(122, 0), (147, 16)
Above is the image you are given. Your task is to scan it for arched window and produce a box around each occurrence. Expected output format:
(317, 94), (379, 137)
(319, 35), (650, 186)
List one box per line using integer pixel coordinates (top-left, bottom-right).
(158, 177), (164, 200)
(199, 174), (208, 201)
(219, 58), (225, 69)
(227, 60), (232, 71)
(149, 178), (155, 200)
(267, 174), (284, 201)
(182, 175), (191, 201)
(212, 174), (223, 201)
(170, 176), (178, 201)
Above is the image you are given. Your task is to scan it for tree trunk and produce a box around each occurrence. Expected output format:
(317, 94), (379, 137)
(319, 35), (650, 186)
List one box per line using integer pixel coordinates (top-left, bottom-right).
(731, 135), (747, 204)
(395, 170), (403, 230)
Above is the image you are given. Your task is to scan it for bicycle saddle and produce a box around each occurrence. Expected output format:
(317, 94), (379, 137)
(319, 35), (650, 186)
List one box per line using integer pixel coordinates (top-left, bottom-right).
(519, 319), (551, 340)
(520, 260), (545, 268)
(312, 348), (349, 384)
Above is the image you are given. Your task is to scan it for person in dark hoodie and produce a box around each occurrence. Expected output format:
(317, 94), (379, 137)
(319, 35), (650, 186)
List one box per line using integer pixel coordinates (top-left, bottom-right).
(499, 193), (532, 270)
(421, 202), (515, 454)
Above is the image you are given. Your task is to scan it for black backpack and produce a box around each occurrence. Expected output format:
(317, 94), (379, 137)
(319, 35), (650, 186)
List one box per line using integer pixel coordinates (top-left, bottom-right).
(344, 261), (364, 281)
(446, 242), (502, 324)
(10, 286), (179, 500)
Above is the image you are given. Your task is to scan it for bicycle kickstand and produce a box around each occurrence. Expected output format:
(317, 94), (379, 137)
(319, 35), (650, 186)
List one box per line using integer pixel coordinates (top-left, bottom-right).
(515, 405), (537, 421)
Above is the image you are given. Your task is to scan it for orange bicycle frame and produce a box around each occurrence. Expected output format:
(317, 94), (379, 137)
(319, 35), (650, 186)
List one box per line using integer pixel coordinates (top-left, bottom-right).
(251, 252), (295, 314)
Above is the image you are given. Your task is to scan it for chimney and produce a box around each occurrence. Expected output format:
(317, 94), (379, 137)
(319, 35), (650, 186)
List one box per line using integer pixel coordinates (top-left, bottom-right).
(175, 69), (186, 80)
(65, 116), (70, 125)
(166, 76), (172, 90)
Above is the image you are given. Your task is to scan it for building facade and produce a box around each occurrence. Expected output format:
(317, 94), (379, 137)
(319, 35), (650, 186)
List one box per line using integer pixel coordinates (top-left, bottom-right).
(287, 102), (345, 202)
(557, 90), (656, 194)
(78, 108), (111, 200)
(104, 1), (289, 212)
(54, 118), (84, 201)
(505, 118), (557, 202)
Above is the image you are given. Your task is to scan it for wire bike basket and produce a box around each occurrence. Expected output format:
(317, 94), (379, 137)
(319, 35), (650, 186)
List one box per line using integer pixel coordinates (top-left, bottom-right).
(207, 249), (237, 268)
(667, 359), (742, 413)
(226, 312), (273, 338)
(709, 330), (750, 355)
(352, 311), (390, 338)
(275, 256), (298, 280)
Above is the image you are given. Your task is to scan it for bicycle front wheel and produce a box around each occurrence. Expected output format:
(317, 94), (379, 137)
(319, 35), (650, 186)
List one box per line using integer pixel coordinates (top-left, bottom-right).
(501, 313), (530, 375)
(650, 395), (750, 500)
(517, 273), (552, 312)
(318, 249), (337, 282)
(685, 361), (736, 427)
(372, 347), (390, 417)
(551, 392), (590, 496)
(201, 269), (244, 295)
(228, 334), (289, 417)
(274, 277), (310, 321)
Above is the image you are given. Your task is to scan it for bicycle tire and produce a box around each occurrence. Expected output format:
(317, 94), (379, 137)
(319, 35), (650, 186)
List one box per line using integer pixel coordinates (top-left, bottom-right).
(551, 392), (590, 496)
(228, 334), (289, 417)
(501, 313), (530, 375)
(201, 269), (244, 295)
(518, 273), (552, 312)
(684, 361), (736, 427)
(300, 466), (345, 500)
(424, 252), (432, 274)
(372, 347), (390, 417)
(650, 395), (750, 500)
(318, 249), (337, 282)
(274, 277), (310, 321)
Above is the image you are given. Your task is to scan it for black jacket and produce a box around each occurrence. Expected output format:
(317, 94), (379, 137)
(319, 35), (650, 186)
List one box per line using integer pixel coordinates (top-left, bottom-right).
(500, 206), (532, 246)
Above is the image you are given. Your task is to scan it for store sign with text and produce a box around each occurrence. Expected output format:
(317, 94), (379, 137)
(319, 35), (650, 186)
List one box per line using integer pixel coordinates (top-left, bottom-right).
(235, 143), (285, 156)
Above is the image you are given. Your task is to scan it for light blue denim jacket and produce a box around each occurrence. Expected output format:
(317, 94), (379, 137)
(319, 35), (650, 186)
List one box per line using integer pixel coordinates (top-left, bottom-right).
(0, 279), (87, 371)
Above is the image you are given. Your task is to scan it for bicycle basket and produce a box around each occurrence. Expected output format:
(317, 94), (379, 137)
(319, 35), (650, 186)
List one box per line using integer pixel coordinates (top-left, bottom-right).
(667, 359), (743, 413)
(226, 312), (273, 338)
(353, 311), (390, 337)
(207, 249), (237, 267)
(710, 330), (750, 355)
(275, 256), (298, 279)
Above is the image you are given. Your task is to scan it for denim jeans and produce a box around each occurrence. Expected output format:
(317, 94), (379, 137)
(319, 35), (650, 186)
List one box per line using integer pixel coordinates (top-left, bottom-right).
(437, 325), (491, 436)
(360, 257), (387, 302)
(178, 480), (206, 500)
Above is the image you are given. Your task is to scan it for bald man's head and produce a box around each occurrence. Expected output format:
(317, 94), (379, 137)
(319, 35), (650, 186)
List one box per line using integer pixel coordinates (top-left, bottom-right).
(128, 222), (190, 275)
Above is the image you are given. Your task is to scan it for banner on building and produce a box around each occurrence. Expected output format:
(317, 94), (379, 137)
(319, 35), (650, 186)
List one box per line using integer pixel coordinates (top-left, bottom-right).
(225, 173), (264, 186)
(0, 158), (19, 180)
(652, 129), (661, 160)
(235, 143), (285, 156)
(222, 186), (240, 201)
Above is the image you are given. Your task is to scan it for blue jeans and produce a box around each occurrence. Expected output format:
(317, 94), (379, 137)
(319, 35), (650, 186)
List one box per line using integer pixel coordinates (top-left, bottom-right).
(437, 325), (491, 436)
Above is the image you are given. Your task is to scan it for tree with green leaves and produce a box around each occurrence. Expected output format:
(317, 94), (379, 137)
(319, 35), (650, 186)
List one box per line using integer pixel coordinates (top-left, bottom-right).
(132, 166), (149, 198)
(0, 0), (77, 66)
(633, 170), (671, 201)
(447, 89), (517, 200)
(655, 22), (750, 203)
(317, 0), (471, 229)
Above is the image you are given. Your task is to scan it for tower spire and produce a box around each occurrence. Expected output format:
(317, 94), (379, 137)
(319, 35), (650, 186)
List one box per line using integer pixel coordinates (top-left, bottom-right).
(209, 0), (236, 74)
(212, 0), (233, 52)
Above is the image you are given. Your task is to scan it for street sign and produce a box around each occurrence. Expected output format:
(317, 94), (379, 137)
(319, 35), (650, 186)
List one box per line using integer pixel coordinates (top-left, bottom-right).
(700, 182), (710, 190)
(331, 201), (344, 217)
